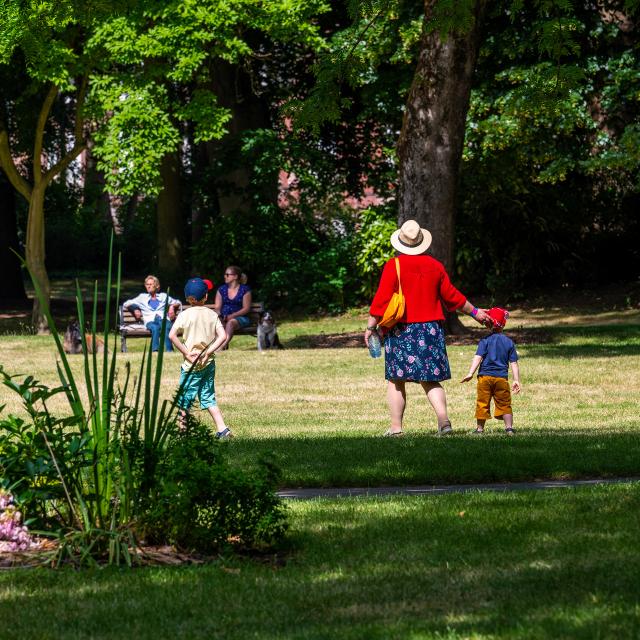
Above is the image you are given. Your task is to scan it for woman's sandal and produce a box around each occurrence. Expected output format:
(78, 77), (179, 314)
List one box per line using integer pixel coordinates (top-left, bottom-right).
(383, 429), (404, 437)
(505, 427), (515, 436)
(473, 426), (485, 434)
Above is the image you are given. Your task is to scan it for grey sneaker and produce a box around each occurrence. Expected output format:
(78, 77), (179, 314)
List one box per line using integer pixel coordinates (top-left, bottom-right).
(438, 421), (453, 436)
(216, 427), (233, 439)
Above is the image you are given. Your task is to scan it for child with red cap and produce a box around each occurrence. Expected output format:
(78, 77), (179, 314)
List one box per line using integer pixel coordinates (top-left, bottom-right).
(460, 307), (521, 435)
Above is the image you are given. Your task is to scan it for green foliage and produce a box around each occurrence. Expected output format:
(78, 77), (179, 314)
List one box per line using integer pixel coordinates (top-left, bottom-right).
(191, 126), (363, 312)
(455, 3), (640, 296)
(262, 231), (355, 313)
(142, 421), (287, 553)
(90, 81), (181, 196)
(2, 0), (330, 198)
(353, 207), (396, 299)
(0, 398), (90, 530)
(192, 202), (358, 313)
(286, 0), (638, 303)
(175, 90), (232, 144)
(288, 0), (421, 134)
(426, 0), (476, 37)
(83, 0), (330, 194)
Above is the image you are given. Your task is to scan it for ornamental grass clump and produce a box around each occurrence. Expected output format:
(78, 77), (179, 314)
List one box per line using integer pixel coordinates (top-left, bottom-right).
(0, 489), (32, 552)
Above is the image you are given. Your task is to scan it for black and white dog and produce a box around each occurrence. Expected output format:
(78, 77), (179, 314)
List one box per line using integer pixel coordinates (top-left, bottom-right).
(256, 311), (283, 352)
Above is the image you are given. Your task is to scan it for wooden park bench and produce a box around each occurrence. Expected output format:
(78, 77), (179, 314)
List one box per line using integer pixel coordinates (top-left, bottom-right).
(118, 301), (264, 352)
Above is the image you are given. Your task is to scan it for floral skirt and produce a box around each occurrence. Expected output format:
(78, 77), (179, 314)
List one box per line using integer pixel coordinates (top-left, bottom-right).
(384, 321), (451, 382)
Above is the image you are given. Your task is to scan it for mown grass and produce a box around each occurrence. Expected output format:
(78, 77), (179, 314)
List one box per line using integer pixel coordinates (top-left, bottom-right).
(1, 323), (638, 487)
(1, 308), (639, 637)
(1, 483), (639, 639)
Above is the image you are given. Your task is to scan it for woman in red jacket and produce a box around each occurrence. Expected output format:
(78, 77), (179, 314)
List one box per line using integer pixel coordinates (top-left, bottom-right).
(365, 220), (490, 436)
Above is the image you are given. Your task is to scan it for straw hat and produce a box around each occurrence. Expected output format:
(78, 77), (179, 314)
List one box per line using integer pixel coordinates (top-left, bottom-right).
(390, 219), (432, 255)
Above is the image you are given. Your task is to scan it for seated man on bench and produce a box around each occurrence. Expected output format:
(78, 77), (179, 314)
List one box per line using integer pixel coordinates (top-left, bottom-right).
(122, 275), (181, 352)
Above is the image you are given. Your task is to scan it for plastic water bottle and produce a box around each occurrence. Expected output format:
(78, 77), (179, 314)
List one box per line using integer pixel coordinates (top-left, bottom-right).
(368, 332), (382, 358)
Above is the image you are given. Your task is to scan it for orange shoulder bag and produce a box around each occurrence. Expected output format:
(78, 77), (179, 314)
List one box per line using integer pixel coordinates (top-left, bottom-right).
(378, 258), (405, 329)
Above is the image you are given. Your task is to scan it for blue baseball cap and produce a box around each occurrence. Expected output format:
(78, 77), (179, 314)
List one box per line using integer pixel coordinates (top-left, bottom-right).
(184, 277), (208, 301)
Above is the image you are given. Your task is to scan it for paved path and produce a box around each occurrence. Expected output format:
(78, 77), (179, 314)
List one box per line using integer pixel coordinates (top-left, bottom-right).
(277, 477), (639, 500)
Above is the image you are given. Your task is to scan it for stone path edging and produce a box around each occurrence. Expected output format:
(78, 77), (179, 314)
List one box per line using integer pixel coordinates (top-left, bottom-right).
(277, 477), (639, 500)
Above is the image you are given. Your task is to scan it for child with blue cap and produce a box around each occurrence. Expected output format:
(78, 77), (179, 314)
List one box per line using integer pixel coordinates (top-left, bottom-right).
(169, 277), (232, 438)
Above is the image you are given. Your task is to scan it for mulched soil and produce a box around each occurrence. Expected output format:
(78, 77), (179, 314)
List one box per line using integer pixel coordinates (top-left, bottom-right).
(0, 538), (214, 568)
(0, 542), (282, 568)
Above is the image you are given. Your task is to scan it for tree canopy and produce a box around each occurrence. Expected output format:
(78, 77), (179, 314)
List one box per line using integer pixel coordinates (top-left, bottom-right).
(1, 0), (638, 323)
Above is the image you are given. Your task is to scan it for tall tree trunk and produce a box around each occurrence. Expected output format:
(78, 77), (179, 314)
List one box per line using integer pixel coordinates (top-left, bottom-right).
(0, 171), (27, 301)
(25, 184), (50, 331)
(1, 82), (86, 331)
(190, 133), (209, 248)
(206, 59), (271, 218)
(397, 0), (487, 332)
(0, 81), (86, 332)
(157, 151), (183, 275)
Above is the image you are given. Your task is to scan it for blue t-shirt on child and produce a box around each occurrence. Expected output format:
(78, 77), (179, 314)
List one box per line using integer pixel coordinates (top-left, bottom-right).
(476, 332), (518, 379)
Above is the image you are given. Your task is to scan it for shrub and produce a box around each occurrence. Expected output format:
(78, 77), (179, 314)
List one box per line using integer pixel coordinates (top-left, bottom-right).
(141, 421), (287, 553)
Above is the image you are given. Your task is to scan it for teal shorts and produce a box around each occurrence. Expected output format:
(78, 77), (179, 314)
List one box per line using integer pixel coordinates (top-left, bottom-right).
(177, 361), (216, 410)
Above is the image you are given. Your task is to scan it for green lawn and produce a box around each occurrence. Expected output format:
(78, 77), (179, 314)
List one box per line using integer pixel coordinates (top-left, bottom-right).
(1, 308), (640, 637)
(1, 483), (639, 639)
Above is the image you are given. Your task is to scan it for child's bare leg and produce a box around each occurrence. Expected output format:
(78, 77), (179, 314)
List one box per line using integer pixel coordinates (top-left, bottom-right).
(503, 413), (514, 433)
(177, 409), (189, 431)
(207, 405), (228, 433)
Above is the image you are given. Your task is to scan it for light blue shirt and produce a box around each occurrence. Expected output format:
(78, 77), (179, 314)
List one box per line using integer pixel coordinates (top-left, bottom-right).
(122, 292), (181, 325)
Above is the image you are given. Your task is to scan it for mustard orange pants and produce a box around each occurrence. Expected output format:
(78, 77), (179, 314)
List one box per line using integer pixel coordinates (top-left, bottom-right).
(475, 375), (512, 420)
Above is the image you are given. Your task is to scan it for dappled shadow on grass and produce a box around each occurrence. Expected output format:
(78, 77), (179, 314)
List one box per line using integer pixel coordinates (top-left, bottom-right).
(2, 485), (639, 639)
(281, 324), (640, 357)
(522, 324), (640, 358)
(0, 298), (109, 334)
(230, 430), (640, 488)
(282, 327), (554, 349)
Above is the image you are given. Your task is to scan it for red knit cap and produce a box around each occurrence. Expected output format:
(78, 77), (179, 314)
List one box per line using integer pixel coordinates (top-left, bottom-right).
(487, 307), (509, 329)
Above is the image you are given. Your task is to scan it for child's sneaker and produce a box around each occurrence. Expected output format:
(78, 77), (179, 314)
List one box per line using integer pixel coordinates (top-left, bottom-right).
(438, 421), (453, 436)
(216, 427), (233, 439)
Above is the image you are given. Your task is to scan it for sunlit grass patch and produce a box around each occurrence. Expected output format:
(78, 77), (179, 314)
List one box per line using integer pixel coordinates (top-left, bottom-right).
(1, 323), (639, 487)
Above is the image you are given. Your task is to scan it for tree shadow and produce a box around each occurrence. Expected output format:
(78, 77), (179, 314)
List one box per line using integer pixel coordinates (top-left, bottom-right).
(231, 431), (640, 488)
(281, 324), (640, 356)
(520, 324), (640, 358)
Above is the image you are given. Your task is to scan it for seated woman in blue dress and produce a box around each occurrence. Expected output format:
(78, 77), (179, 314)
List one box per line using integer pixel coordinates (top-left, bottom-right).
(214, 265), (252, 350)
